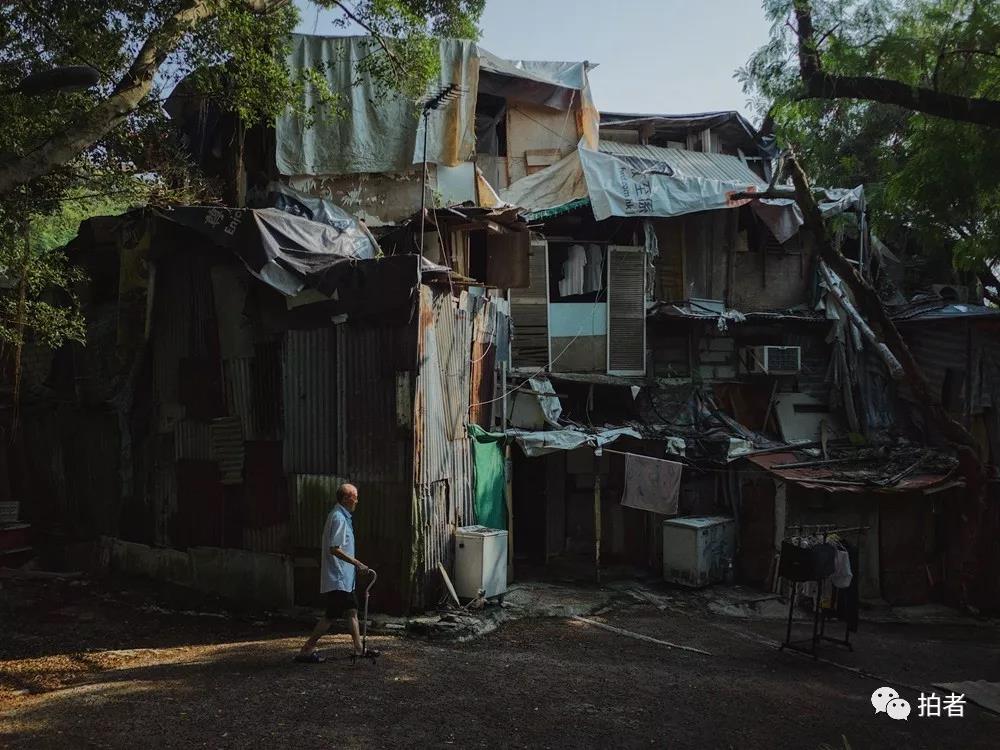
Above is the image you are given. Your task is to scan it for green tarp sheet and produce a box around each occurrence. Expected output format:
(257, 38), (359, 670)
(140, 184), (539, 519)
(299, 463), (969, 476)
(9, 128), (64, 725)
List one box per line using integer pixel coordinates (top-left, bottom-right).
(468, 425), (506, 530)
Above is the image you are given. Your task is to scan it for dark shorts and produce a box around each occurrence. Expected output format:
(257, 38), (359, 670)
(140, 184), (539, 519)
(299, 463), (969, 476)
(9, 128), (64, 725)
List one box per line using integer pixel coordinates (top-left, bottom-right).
(324, 590), (358, 619)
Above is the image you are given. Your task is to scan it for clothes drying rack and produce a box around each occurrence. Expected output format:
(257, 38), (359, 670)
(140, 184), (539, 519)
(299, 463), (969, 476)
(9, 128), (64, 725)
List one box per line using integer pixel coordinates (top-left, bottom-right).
(778, 524), (868, 659)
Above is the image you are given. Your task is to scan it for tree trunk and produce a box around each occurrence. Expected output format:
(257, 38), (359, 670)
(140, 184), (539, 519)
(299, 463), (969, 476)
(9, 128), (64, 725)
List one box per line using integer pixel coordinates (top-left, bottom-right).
(786, 155), (981, 458)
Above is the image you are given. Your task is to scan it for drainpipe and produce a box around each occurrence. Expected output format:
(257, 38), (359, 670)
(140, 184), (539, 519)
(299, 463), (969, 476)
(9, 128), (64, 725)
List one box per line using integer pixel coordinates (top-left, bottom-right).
(594, 447), (602, 583)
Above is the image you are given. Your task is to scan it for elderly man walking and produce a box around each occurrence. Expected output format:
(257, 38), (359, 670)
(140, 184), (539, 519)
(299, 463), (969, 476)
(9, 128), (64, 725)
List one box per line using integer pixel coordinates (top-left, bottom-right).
(296, 483), (377, 663)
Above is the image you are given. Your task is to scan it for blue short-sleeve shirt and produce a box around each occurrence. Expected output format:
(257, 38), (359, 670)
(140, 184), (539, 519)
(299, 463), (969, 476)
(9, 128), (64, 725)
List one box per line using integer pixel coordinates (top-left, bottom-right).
(320, 504), (356, 593)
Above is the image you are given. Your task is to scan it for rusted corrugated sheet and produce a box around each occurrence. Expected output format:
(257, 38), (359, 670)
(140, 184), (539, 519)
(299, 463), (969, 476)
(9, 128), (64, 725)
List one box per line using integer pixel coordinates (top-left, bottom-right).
(352, 481), (413, 614)
(245, 441), (290, 528)
(210, 417), (244, 484)
(412, 480), (453, 610)
(902, 322), (970, 414)
(415, 289), (452, 485)
(290, 474), (344, 549)
(222, 341), (283, 441)
(152, 261), (193, 408)
(411, 288), (492, 609)
(242, 523), (290, 554)
(152, 463), (177, 546)
(175, 459), (224, 547)
(175, 420), (212, 460)
(336, 321), (415, 483)
(62, 410), (123, 537)
(283, 328), (337, 473)
(469, 295), (506, 428)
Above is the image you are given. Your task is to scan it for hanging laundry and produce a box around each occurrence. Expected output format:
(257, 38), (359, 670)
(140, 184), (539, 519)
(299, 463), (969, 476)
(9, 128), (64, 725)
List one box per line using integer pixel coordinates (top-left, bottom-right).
(584, 243), (604, 293)
(831, 545), (853, 589)
(558, 244), (586, 297)
(621, 453), (683, 515)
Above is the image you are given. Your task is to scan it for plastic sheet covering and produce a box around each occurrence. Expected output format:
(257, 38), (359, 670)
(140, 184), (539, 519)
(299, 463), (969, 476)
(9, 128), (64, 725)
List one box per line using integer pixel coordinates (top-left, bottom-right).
(276, 35), (478, 175)
(267, 182), (377, 259)
(468, 425), (507, 530)
(156, 206), (419, 320)
(581, 145), (765, 221)
(506, 138), (864, 246)
(499, 149), (588, 215)
(509, 426), (641, 457)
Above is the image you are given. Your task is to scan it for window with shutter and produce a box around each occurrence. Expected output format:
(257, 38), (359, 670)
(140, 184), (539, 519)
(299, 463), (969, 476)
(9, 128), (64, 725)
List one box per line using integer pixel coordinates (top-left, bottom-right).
(607, 245), (646, 375)
(509, 238), (550, 368)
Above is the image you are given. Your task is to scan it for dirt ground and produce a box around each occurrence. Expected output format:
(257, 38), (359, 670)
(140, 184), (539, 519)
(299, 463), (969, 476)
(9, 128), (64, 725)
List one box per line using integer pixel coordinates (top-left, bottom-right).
(2, 574), (998, 749)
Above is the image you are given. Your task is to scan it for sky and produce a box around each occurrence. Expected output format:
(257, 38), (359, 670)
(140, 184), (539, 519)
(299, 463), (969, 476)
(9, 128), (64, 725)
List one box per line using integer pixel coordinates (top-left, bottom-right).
(294, 0), (772, 122)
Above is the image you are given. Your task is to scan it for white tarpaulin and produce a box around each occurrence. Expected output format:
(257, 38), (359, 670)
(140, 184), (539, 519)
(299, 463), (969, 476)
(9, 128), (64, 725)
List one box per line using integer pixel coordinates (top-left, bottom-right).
(509, 426), (641, 457)
(499, 149), (589, 215)
(506, 139), (866, 244)
(277, 35), (478, 175)
(581, 144), (767, 221)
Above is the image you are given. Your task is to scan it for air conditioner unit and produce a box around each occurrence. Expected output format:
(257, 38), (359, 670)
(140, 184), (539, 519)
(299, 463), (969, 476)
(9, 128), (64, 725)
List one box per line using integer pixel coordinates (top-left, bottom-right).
(743, 345), (801, 375)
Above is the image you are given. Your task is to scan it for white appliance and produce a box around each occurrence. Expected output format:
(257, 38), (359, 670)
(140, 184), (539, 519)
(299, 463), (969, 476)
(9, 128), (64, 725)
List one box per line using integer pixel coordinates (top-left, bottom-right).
(742, 345), (802, 375)
(454, 525), (508, 600)
(662, 516), (736, 587)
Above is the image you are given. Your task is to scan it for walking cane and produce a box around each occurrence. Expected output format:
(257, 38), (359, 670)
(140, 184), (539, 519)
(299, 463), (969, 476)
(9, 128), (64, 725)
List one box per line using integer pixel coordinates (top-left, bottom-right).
(352, 569), (379, 665)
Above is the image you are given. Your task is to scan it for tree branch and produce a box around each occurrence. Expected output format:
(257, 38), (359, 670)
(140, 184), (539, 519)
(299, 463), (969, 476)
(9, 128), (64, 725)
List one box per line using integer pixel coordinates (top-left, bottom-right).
(0, 0), (290, 198)
(792, 0), (1000, 128)
(799, 70), (1000, 127)
(327, 1), (406, 79)
(786, 152), (981, 457)
(241, 0), (291, 11)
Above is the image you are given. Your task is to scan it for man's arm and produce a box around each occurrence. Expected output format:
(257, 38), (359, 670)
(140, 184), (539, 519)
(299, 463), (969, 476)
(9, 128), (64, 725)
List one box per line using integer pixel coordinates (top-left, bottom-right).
(330, 545), (368, 573)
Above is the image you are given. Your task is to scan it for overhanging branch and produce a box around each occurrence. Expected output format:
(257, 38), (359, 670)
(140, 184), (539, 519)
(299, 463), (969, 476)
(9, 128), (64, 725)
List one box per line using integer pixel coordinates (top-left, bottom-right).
(799, 71), (1000, 128)
(791, 0), (1000, 128)
(0, 0), (290, 198)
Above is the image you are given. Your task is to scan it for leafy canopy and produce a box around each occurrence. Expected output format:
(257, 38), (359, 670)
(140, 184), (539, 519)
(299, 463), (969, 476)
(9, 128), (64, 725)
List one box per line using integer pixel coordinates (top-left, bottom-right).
(0, 0), (484, 355)
(741, 0), (1000, 297)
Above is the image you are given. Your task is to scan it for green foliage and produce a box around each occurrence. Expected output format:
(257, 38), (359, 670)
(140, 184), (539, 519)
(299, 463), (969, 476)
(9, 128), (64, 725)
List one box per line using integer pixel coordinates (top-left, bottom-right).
(0, 0), (484, 359)
(741, 0), (1000, 296)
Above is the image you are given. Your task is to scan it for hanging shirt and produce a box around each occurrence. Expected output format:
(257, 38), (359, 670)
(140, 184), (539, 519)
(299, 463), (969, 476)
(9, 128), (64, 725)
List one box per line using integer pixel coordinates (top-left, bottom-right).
(558, 244), (586, 297)
(584, 244), (604, 293)
(320, 503), (356, 594)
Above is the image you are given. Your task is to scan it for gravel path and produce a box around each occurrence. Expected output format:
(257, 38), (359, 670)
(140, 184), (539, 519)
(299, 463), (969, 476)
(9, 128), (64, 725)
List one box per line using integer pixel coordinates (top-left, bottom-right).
(2, 577), (997, 748)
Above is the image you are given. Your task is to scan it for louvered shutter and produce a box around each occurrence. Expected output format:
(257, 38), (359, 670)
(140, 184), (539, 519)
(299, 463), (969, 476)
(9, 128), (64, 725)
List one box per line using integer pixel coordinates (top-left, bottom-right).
(607, 245), (646, 375)
(510, 238), (550, 368)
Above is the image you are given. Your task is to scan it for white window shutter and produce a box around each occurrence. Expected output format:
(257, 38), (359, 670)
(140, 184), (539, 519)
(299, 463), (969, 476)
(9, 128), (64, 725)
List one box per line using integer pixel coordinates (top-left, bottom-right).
(510, 238), (550, 368)
(607, 245), (646, 375)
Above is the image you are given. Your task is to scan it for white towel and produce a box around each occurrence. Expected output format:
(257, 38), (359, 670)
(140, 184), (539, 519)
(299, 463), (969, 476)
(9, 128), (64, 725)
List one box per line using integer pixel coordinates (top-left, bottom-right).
(621, 454), (683, 515)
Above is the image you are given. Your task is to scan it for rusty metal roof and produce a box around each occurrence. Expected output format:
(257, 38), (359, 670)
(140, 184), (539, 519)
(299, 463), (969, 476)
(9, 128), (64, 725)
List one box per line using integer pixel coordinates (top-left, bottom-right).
(748, 451), (961, 494)
(598, 140), (766, 186)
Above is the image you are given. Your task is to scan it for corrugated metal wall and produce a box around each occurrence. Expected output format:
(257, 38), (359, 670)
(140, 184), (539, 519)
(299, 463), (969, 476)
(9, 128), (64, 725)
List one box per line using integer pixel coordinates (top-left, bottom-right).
(283, 328), (337, 473)
(20, 224), (512, 613)
(411, 288), (509, 608)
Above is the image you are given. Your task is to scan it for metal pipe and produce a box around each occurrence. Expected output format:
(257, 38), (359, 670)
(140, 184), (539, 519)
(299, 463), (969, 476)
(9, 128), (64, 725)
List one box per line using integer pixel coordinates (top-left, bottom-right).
(419, 109), (430, 260)
(593, 452), (602, 584)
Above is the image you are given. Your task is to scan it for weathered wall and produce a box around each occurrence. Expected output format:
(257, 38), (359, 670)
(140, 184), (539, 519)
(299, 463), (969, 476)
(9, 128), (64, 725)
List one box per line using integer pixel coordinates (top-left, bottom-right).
(653, 211), (813, 312)
(506, 100), (579, 185)
(288, 169), (433, 227)
(413, 287), (508, 608)
(730, 247), (812, 312)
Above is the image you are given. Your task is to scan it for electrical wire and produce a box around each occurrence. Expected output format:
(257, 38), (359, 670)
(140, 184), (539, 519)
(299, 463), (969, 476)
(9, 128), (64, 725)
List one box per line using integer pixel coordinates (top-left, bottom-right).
(468, 270), (605, 411)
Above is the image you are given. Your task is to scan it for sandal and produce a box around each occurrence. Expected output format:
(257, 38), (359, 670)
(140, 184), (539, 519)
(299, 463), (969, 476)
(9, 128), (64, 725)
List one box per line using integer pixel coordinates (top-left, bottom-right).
(294, 652), (327, 663)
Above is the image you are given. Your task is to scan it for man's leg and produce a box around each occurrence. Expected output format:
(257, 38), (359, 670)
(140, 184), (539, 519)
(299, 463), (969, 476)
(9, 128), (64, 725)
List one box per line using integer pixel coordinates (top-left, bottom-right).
(299, 617), (333, 656)
(347, 609), (362, 654)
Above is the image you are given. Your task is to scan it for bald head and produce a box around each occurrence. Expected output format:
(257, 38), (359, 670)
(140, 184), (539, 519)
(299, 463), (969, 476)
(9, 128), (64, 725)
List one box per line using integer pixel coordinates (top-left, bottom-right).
(337, 483), (359, 512)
